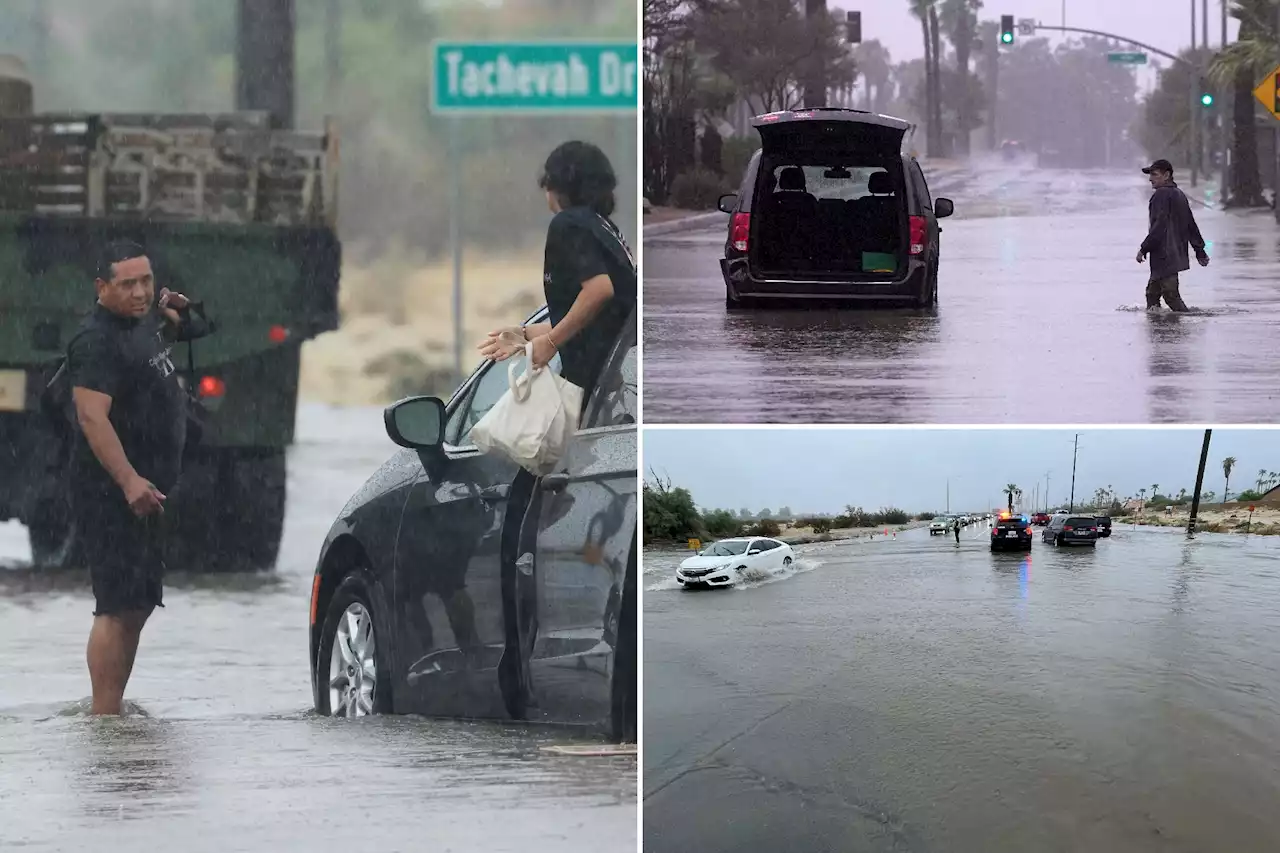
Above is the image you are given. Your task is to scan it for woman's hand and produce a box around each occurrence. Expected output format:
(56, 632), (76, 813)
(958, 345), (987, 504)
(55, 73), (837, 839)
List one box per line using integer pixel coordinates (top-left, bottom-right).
(529, 333), (557, 369)
(478, 326), (525, 361)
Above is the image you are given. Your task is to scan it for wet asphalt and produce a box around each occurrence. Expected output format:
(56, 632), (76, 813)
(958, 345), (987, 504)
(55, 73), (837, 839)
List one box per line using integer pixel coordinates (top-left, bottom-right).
(642, 161), (1280, 424)
(643, 522), (1280, 852)
(0, 404), (636, 853)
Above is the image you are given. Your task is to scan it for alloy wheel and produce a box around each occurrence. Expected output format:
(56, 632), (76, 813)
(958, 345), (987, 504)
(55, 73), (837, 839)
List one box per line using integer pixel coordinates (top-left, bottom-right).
(328, 602), (378, 717)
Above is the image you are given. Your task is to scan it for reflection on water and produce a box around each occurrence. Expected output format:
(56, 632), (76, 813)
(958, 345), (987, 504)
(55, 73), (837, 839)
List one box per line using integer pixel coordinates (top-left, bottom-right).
(72, 716), (189, 820)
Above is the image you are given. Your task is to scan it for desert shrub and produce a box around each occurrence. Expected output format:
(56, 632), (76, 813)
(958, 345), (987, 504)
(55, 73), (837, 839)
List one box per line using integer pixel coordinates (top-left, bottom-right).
(879, 507), (910, 525)
(644, 480), (702, 542)
(702, 509), (743, 538)
(669, 168), (732, 210)
(747, 518), (782, 537)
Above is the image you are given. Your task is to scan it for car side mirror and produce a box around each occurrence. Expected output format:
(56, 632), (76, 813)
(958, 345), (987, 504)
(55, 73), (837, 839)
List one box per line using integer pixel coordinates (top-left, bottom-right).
(748, 548), (761, 555)
(935, 197), (954, 218)
(717, 193), (739, 214)
(384, 396), (446, 449)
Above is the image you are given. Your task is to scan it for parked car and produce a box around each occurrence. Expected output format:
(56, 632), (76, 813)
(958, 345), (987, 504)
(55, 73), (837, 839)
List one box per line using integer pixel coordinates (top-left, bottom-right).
(1031, 512), (1051, 526)
(717, 108), (954, 309)
(676, 537), (796, 589)
(1095, 516), (1113, 538)
(928, 516), (953, 535)
(1042, 514), (1100, 547)
(307, 306), (638, 743)
(991, 515), (1033, 551)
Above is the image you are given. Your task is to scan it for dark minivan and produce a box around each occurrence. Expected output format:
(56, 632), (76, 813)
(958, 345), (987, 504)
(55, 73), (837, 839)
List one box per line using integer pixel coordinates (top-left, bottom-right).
(1095, 516), (1113, 538)
(717, 108), (954, 309)
(1043, 515), (1100, 547)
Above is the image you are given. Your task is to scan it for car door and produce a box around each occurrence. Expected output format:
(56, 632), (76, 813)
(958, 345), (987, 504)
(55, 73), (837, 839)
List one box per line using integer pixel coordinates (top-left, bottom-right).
(522, 313), (637, 730)
(392, 348), (561, 719)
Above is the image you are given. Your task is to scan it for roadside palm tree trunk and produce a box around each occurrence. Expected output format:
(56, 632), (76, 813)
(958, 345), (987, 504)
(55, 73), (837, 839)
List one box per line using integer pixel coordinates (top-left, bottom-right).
(1230, 61), (1267, 206)
(919, 13), (934, 155)
(929, 5), (946, 156)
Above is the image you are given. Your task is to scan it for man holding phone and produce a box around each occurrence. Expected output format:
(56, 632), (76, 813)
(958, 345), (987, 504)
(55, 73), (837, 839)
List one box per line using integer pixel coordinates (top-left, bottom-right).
(67, 240), (205, 714)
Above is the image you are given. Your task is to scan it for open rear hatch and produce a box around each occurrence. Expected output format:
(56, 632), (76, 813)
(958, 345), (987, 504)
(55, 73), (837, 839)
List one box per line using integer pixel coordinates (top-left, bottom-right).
(748, 110), (911, 281)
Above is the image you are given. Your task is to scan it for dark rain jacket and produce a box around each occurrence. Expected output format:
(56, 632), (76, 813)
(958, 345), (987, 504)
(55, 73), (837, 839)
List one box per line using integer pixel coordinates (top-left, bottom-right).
(1140, 182), (1207, 280)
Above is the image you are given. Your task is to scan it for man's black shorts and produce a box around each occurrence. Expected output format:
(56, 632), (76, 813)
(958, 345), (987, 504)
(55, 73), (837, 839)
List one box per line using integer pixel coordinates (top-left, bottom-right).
(72, 485), (166, 616)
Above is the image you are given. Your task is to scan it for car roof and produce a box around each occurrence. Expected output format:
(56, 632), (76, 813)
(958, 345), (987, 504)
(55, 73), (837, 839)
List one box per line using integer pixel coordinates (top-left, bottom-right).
(751, 108), (912, 132)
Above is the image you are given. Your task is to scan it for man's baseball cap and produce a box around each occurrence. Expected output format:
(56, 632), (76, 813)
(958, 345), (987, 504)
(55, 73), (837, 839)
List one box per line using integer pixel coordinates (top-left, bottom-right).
(1142, 158), (1174, 174)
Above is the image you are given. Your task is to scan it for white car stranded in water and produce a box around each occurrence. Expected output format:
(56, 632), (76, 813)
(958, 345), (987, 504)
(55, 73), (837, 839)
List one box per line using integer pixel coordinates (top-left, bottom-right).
(676, 537), (796, 589)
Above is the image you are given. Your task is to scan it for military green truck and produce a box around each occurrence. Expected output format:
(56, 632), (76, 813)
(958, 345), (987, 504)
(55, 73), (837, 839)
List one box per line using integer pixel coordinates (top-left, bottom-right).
(0, 57), (341, 570)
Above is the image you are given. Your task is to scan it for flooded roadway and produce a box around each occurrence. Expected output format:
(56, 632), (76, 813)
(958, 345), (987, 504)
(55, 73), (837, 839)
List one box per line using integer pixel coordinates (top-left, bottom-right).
(643, 162), (1280, 423)
(643, 524), (1280, 852)
(0, 404), (636, 853)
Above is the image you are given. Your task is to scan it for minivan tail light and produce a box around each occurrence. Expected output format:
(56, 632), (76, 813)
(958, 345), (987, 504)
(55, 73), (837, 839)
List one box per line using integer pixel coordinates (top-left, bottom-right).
(1064, 525), (1074, 531)
(730, 212), (750, 252)
(909, 215), (926, 255)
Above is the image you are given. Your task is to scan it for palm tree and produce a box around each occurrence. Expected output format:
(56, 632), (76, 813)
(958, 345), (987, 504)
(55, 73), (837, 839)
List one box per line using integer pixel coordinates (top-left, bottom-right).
(1004, 482), (1018, 512)
(1204, 490), (1216, 503)
(1138, 487), (1148, 502)
(1208, 0), (1275, 208)
(909, 0), (940, 155)
(1151, 484), (1160, 501)
(939, 0), (983, 155)
(855, 40), (894, 112)
(1258, 468), (1268, 492)
(1223, 456), (1237, 502)
(1178, 487), (1188, 503)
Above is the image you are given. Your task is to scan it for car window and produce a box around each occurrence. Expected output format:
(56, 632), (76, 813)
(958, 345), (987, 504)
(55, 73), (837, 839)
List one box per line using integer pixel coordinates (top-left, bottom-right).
(766, 163), (895, 201)
(446, 351), (563, 447)
(584, 311), (637, 429)
(909, 161), (932, 210)
(703, 540), (748, 556)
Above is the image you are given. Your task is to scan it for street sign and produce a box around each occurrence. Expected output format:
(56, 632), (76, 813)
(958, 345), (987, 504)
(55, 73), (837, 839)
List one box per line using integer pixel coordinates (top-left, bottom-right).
(1107, 52), (1147, 64)
(430, 40), (638, 114)
(1253, 64), (1280, 119)
(688, 538), (701, 551)
(1017, 18), (1036, 36)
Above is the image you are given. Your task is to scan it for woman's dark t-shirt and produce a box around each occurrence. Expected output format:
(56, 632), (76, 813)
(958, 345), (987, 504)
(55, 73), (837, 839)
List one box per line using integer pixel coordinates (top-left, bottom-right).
(542, 208), (637, 389)
(66, 304), (188, 499)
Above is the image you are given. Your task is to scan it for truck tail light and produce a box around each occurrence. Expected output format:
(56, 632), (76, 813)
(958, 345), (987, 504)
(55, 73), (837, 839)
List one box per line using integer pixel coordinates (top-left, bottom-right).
(909, 215), (927, 255)
(269, 324), (289, 343)
(730, 212), (750, 252)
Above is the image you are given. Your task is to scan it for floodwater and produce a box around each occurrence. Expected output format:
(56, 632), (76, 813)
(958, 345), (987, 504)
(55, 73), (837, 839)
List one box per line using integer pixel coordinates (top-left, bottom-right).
(643, 523), (1280, 852)
(0, 404), (635, 853)
(643, 162), (1280, 423)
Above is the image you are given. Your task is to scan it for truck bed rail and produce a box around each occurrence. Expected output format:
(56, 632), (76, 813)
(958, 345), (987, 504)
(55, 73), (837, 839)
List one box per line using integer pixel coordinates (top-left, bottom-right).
(0, 111), (337, 227)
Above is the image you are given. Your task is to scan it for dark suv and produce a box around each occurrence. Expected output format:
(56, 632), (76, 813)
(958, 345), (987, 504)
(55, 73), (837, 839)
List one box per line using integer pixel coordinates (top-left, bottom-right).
(1095, 516), (1113, 538)
(991, 515), (1033, 552)
(1043, 515), (1099, 547)
(717, 108), (954, 309)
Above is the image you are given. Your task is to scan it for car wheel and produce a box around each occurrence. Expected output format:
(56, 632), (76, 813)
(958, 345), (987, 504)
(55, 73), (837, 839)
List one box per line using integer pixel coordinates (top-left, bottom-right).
(782, 556), (793, 567)
(316, 573), (392, 718)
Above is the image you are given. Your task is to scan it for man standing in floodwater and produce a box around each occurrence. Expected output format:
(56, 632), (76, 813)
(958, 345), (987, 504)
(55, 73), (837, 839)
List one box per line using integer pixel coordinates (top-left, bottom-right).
(954, 519), (961, 544)
(66, 240), (207, 714)
(1136, 158), (1209, 312)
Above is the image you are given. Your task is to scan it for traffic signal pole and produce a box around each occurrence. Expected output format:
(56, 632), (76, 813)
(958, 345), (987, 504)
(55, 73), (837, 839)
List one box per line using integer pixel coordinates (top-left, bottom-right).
(804, 0), (828, 108)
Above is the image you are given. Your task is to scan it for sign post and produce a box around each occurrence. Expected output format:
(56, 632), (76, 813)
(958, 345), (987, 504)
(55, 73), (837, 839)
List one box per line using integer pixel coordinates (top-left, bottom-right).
(429, 40), (638, 382)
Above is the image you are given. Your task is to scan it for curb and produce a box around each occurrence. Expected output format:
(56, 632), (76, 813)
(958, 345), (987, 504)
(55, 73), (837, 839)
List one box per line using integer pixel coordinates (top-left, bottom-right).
(643, 210), (728, 237)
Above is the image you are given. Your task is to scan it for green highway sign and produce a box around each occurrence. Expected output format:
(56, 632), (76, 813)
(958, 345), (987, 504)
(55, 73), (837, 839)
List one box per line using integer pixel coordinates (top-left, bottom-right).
(431, 41), (638, 114)
(1107, 52), (1148, 64)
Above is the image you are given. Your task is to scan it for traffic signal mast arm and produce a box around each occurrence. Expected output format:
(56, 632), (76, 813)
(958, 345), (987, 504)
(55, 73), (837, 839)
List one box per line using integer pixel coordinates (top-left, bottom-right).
(1020, 22), (1194, 69)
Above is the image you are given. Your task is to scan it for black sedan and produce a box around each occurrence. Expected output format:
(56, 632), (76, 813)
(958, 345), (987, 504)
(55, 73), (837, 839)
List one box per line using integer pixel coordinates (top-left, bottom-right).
(990, 515), (1033, 551)
(308, 306), (637, 742)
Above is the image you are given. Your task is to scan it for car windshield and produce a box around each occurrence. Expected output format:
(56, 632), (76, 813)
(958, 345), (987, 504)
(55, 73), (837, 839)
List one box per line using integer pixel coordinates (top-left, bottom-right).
(932, 517), (948, 523)
(701, 541), (748, 557)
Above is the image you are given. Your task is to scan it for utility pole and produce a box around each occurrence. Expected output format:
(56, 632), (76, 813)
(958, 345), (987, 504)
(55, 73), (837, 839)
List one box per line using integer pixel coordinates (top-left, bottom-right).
(1069, 434), (1079, 512)
(1045, 472), (1052, 512)
(946, 478), (950, 513)
(236, 0), (296, 129)
(1221, 0), (1230, 194)
(1188, 429), (1212, 538)
(1190, 0), (1199, 188)
(804, 0), (828, 108)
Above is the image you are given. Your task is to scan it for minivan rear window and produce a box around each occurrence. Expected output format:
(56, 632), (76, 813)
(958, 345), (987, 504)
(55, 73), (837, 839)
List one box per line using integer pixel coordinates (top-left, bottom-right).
(765, 165), (893, 202)
(1065, 517), (1096, 527)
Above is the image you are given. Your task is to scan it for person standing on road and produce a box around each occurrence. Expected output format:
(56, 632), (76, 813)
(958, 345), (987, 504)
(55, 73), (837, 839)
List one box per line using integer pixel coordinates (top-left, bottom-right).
(954, 519), (961, 545)
(1136, 159), (1209, 312)
(67, 240), (206, 715)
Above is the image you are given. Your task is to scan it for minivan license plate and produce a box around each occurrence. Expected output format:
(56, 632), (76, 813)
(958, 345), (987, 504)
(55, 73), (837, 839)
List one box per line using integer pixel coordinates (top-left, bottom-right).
(1006, 531), (1018, 537)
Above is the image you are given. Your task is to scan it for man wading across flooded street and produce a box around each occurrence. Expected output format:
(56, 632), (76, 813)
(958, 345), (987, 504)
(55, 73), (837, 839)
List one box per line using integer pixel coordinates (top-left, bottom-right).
(67, 240), (207, 715)
(1136, 158), (1209, 312)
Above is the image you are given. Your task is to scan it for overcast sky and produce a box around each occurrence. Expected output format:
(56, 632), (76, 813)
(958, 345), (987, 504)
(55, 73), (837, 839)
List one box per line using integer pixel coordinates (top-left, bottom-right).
(854, 0), (1240, 94)
(643, 429), (1278, 514)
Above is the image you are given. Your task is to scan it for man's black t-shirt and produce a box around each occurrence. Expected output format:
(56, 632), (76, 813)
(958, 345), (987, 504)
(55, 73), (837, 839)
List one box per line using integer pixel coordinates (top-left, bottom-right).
(542, 207), (637, 390)
(66, 304), (188, 499)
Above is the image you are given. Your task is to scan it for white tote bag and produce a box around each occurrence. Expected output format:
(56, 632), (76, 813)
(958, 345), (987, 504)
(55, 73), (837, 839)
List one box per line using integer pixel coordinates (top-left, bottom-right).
(471, 342), (583, 476)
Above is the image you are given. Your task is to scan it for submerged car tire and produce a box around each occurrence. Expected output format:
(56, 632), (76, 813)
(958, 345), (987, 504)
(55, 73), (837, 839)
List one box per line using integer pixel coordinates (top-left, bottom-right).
(316, 573), (393, 718)
(610, 542), (638, 743)
(782, 556), (793, 567)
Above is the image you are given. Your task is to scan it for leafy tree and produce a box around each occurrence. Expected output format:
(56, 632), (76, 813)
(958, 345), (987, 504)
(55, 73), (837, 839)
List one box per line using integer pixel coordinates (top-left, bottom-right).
(748, 518), (782, 537)
(759, 508), (774, 519)
(643, 471), (703, 541)
(777, 506), (793, 520)
(938, 0), (982, 155)
(702, 508), (743, 537)
(1236, 489), (1264, 502)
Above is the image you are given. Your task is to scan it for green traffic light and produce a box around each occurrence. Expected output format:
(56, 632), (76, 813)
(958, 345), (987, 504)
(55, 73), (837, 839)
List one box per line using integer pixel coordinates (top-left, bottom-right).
(1201, 93), (1214, 106)
(1001, 32), (1013, 43)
